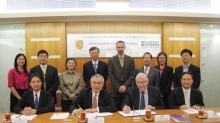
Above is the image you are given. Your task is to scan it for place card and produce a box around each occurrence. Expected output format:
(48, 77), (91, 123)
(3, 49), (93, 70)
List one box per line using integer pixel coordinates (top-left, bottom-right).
(88, 117), (104, 123)
(12, 118), (27, 123)
(154, 115), (170, 121)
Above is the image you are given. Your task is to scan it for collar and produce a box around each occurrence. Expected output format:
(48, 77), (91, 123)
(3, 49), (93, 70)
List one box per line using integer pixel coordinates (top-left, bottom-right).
(40, 64), (47, 69)
(182, 63), (190, 68)
(182, 86), (191, 92)
(139, 87), (148, 94)
(118, 54), (124, 59)
(33, 89), (41, 96)
(92, 60), (99, 65)
(144, 65), (151, 70)
(92, 90), (100, 97)
(66, 70), (75, 74)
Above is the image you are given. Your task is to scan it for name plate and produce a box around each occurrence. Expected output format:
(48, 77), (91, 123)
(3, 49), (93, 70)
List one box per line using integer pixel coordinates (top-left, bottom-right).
(88, 117), (104, 123)
(155, 115), (170, 121)
(12, 118), (27, 123)
(205, 111), (220, 118)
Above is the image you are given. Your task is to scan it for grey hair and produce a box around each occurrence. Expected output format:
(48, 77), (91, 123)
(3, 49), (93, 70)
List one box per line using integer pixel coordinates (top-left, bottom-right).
(135, 73), (149, 82)
(90, 74), (104, 83)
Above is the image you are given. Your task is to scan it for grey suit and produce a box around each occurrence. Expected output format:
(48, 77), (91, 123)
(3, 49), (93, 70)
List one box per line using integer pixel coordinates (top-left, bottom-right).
(108, 54), (135, 109)
(135, 66), (160, 88)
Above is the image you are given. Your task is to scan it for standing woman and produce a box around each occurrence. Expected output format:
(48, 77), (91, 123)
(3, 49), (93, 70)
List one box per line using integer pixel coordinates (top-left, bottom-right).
(155, 52), (173, 108)
(8, 53), (29, 112)
(59, 58), (83, 112)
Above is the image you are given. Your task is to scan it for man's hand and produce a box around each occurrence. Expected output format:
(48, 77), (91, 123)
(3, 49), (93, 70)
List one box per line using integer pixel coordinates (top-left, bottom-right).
(69, 94), (76, 100)
(74, 108), (83, 115)
(179, 105), (188, 110)
(22, 107), (37, 115)
(122, 105), (131, 114)
(119, 85), (126, 93)
(144, 105), (155, 110)
(85, 108), (97, 113)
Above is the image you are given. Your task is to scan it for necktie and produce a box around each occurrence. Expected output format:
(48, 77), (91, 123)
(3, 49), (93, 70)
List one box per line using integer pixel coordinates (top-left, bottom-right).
(92, 94), (97, 108)
(119, 57), (123, 67)
(42, 67), (46, 90)
(93, 63), (97, 74)
(184, 91), (190, 108)
(144, 68), (148, 75)
(35, 94), (38, 109)
(140, 91), (145, 109)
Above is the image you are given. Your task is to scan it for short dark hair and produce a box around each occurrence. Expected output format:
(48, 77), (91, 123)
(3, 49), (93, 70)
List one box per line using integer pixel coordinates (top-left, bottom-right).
(14, 53), (28, 75)
(157, 52), (167, 66)
(143, 52), (152, 59)
(180, 49), (192, 57)
(180, 72), (194, 80)
(29, 73), (42, 83)
(116, 40), (125, 46)
(65, 58), (76, 70)
(89, 47), (100, 53)
(37, 50), (49, 57)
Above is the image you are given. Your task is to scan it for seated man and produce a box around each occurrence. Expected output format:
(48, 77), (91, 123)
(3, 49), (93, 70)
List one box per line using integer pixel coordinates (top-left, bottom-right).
(169, 72), (204, 110)
(69, 74), (117, 115)
(122, 73), (164, 113)
(14, 73), (54, 115)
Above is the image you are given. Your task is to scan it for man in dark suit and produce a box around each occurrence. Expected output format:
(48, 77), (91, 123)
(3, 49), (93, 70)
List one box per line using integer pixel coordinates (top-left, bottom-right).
(108, 40), (135, 110)
(135, 52), (160, 88)
(14, 73), (54, 115)
(30, 50), (60, 104)
(83, 47), (108, 89)
(169, 72), (204, 110)
(173, 49), (201, 89)
(69, 74), (116, 114)
(122, 73), (164, 113)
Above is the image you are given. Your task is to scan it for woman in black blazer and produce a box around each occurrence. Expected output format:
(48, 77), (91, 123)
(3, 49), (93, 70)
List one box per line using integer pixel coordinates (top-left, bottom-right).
(155, 52), (173, 108)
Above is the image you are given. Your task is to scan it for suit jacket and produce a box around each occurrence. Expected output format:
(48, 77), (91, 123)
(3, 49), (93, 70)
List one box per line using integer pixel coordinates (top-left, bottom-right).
(83, 60), (108, 89)
(14, 90), (54, 114)
(154, 65), (173, 98)
(169, 87), (204, 109)
(30, 65), (60, 103)
(173, 64), (201, 89)
(135, 66), (160, 88)
(122, 85), (164, 109)
(108, 54), (135, 97)
(69, 88), (117, 113)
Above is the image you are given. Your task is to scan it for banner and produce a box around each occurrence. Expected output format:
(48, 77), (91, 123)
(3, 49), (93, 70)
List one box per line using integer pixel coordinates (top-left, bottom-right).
(67, 34), (161, 58)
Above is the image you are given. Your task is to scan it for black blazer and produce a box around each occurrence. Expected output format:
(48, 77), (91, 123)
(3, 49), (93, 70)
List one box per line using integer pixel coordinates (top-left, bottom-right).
(14, 90), (54, 114)
(83, 60), (108, 89)
(69, 88), (117, 113)
(154, 65), (173, 98)
(108, 54), (135, 97)
(169, 87), (204, 109)
(30, 65), (60, 103)
(122, 85), (164, 110)
(173, 64), (200, 89)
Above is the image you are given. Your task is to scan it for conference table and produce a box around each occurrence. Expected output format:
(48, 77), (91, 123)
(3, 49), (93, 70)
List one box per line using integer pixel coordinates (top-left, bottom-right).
(1, 108), (220, 123)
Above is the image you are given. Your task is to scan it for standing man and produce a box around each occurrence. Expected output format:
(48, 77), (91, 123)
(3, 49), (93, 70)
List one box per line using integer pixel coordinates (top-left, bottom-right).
(135, 52), (160, 88)
(30, 50), (60, 105)
(173, 49), (201, 89)
(108, 40), (135, 110)
(83, 47), (108, 89)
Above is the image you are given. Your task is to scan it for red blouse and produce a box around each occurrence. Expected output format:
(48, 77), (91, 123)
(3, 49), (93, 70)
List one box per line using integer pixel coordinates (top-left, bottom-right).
(160, 68), (164, 76)
(8, 68), (29, 89)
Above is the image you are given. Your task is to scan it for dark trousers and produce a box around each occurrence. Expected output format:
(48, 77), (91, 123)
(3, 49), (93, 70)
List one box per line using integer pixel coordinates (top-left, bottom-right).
(61, 99), (72, 112)
(113, 96), (125, 110)
(10, 89), (28, 112)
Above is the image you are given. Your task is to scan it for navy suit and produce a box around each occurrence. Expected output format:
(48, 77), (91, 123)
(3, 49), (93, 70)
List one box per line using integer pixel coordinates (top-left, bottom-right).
(173, 64), (200, 89)
(135, 66), (160, 88)
(122, 85), (164, 110)
(69, 88), (117, 113)
(155, 65), (173, 108)
(83, 60), (108, 89)
(30, 65), (60, 104)
(169, 87), (204, 109)
(14, 90), (54, 114)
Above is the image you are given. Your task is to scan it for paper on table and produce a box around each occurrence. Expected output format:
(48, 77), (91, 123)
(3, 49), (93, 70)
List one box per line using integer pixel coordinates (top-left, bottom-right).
(50, 113), (69, 119)
(11, 114), (37, 120)
(118, 110), (156, 117)
(76, 112), (113, 118)
(183, 109), (198, 114)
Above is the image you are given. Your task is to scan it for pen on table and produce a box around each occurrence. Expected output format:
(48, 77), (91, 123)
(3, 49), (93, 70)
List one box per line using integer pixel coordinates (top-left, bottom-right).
(16, 114), (22, 118)
(78, 104), (82, 109)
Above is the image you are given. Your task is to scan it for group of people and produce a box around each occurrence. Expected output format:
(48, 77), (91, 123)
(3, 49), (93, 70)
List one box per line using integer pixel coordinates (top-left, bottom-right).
(8, 40), (204, 116)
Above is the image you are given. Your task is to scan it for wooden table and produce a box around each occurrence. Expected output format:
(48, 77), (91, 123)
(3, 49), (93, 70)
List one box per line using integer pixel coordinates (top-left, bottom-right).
(1, 108), (220, 123)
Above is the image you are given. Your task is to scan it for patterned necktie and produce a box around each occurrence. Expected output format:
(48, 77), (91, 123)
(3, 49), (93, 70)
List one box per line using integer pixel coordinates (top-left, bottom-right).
(140, 91), (145, 109)
(93, 63), (97, 74)
(42, 67), (46, 90)
(184, 91), (190, 108)
(119, 57), (123, 67)
(92, 94), (97, 108)
(35, 94), (38, 109)
(144, 68), (148, 75)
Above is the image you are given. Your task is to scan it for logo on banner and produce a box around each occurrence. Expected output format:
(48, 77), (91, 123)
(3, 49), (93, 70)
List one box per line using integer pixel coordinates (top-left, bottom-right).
(141, 41), (159, 47)
(75, 40), (84, 49)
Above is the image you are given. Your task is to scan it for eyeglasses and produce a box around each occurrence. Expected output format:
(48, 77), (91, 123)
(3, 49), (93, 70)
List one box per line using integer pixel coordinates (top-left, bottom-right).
(136, 81), (147, 85)
(91, 82), (102, 85)
(181, 79), (192, 81)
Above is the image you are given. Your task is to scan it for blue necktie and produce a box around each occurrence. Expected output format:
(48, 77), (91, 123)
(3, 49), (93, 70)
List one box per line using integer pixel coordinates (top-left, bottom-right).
(93, 63), (97, 74)
(35, 94), (38, 109)
(140, 91), (145, 109)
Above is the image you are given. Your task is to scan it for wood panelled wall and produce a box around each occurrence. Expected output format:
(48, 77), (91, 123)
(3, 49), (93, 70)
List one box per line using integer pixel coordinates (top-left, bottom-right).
(25, 22), (200, 110)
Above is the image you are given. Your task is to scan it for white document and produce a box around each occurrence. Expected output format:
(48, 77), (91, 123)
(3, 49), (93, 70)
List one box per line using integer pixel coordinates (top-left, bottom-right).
(183, 109), (198, 114)
(11, 114), (37, 120)
(118, 110), (156, 117)
(76, 112), (113, 118)
(88, 117), (104, 123)
(50, 113), (69, 119)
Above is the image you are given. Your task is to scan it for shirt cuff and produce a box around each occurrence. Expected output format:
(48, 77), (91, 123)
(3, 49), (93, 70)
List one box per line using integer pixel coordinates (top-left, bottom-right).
(97, 107), (100, 113)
